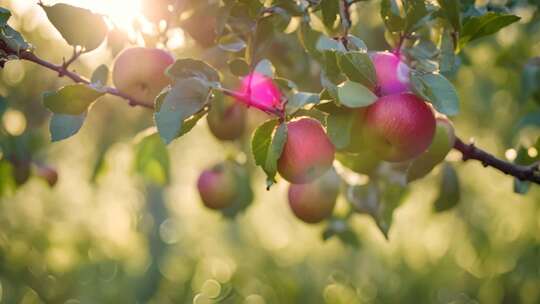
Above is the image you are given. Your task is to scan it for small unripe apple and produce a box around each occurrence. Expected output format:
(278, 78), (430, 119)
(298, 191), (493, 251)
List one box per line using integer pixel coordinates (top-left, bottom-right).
(206, 100), (246, 141)
(363, 93), (436, 162)
(278, 117), (335, 184)
(407, 116), (456, 182)
(112, 47), (175, 106)
(197, 164), (238, 210)
(371, 51), (410, 96)
(288, 168), (340, 224)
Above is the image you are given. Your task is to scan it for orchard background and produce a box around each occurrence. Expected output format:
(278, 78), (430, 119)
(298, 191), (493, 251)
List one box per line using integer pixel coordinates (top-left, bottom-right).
(1, 0), (540, 303)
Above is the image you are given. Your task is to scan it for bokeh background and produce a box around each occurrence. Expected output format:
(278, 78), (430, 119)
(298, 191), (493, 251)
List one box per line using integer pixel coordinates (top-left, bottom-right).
(0, 0), (539, 303)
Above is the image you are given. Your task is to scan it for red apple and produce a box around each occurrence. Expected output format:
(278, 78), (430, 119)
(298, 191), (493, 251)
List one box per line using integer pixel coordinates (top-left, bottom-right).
(278, 117), (335, 184)
(197, 164), (238, 210)
(363, 93), (436, 162)
(112, 47), (175, 106)
(371, 51), (410, 96)
(288, 168), (340, 224)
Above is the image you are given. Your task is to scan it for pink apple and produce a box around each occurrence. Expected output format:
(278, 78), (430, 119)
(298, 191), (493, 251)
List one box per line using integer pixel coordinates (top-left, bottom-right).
(278, 117), (335, 184)
(112, 47), (175, 106)
(371, 51), (410, 96)
(363, 93), (436, 162)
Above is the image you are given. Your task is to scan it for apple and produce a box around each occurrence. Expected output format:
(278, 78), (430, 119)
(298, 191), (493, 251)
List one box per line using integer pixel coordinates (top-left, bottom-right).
(112, 47), (175, 107)
(362, 93), (436, 162)
(278, 117), (335, 184)
(206, 100), (246, 141)
(197, 163), (238, 210)
(407, 116), (456, 182)
(235, 72), (283, 114)
(288, 168), (340, 224)
(371, 51), (410, 96)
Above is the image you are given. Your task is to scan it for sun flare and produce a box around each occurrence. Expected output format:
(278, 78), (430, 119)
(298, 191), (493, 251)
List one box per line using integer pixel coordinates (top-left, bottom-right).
(67, 0), (143, 30)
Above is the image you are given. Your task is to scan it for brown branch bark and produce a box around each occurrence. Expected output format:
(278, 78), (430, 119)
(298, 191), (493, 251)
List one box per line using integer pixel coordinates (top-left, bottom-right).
(18, 50), (153, 109)
(453, 137), (540, 184)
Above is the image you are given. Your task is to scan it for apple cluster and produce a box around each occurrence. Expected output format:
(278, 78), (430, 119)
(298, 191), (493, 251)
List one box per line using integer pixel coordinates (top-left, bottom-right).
(111, 47), (455, 224)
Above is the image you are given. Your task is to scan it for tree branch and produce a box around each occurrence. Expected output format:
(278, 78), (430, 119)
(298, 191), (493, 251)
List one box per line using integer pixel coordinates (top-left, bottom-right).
(453, 137), (540, 184)
(0, 39), (153, 109)
(19, 50), (153, 109)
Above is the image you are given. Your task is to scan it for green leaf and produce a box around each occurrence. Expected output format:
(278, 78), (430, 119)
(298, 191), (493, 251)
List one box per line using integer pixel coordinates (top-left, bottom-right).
(410, 72), (459, 116)
(321, 0), (340, 31)
(337, 81), (377, 108)
(437, 0), (461, 32)
(90, 64), (109, 87)
(403, 0), (430, 33)
(0, 7), (11, 25)
(298, 20), (321, 57)
(39, 3), (108, 51)
(134, 131), (170, 186)
(228, 58), (250, 77)
(43, 84), (104, 115)
(327, 110), (356, 150)
(154, 78), (210, 144)
(380, 0), (403, 33)
(346, 35), (368, 52)
(251, 119), (288, 187)
(166, 58), (220, 84)
(433, 163), (460, 212)
(0, 95), (7, 118)
(286, 92), (320, 115)
(0, 23), (32, 55)
(337, 51), (377, 89)
(254, 59), (275, 77)
(439, 29), (455, 73)
(49, 112), (86, 142)
(460, 12), (520, 47)
(218, 34), (247, 52)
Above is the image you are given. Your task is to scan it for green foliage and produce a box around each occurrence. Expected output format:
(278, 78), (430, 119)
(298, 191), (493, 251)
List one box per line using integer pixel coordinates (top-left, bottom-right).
(337, 80), (378, 108)
(90, 64), (109, 87)
(411, 72), (460, 116)
(39, 3), (107, 51)
(134, 131), (170, 186)
(154, 78), (210, 144)
(433, 163), (460, 212)
(49, 112), (86, 142)
(337, 51), (377, 89)
(42, 84), (104, 115)
(460, 12), (520, 47)
(251, 119), (287, 187)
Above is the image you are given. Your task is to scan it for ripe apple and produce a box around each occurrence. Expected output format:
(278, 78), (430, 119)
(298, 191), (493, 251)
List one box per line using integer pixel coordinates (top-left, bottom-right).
(371, 51), (410, 96)
(207, 100), (246, 141)
(197, 164), (238, 210)
(112, 47), (175, 107)
(288, 167), (340, 224)
(278, 117), (335, 184)
(407, 116), (456, 182)
(362, 93), (436, 162)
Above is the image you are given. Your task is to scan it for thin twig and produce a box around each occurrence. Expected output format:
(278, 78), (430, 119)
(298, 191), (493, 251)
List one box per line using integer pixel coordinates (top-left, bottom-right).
(454, 137), (540, 184)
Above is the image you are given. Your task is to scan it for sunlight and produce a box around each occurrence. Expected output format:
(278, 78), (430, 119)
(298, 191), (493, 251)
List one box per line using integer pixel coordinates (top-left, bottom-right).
(66, 0), (143, 30)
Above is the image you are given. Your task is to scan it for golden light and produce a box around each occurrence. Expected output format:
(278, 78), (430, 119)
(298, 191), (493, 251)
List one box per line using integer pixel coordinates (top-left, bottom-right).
(66, 0), (143, 30)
